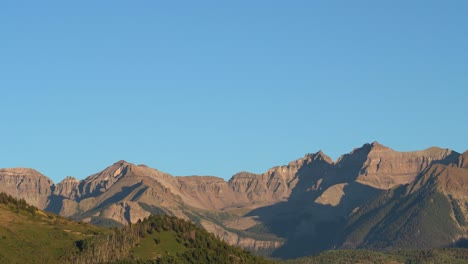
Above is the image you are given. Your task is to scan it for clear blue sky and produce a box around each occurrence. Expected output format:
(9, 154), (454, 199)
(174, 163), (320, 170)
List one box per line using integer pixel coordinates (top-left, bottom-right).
(1, 1), (467, 183)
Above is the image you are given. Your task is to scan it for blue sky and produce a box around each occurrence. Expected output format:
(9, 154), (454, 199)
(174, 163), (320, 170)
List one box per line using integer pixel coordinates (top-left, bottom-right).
(1, 1), (467, 182)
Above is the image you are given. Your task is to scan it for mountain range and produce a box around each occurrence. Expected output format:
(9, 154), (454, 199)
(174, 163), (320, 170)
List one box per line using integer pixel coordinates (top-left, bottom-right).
(1, 142), (467, 259)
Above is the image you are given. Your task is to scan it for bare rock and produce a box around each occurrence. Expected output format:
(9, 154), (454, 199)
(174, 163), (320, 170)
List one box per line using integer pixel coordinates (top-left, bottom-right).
(354, 143), (459, 189)
(0, 168), (53, 209)
(458, 151), (468, 169)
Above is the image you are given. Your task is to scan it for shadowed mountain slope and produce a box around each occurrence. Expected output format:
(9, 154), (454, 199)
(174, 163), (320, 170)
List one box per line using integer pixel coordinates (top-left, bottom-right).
(0, 192), (271, 264)
(0, 142), (465, 259)
(342, 163), (468, 250)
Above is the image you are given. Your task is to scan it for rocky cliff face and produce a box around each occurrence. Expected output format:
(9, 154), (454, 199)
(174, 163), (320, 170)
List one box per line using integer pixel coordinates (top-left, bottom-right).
(458, 151), (468, 169)
(228, 151), (333, 205)
(177, 176), (248, 210)
(200, 219), (283, 251)
(352, 142), (459, 189)
(227, 142), (459, 209)
(0, 142), (466, 258)
(54, 176), (80, 199)
(0, 168), (53, 209)
(342, 162), (468, 250)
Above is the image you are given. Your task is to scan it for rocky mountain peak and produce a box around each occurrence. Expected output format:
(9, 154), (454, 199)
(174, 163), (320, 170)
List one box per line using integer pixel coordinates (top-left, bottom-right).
(334, 143), (374, 168)
(96, 160), (137, 179)
(369, 141), (392, 152)
(0, 168), (53, 209)
(62, 176), (79, 182)
(113, 159), (131, 166)
(1, 142), (468, 258)
(0, 168), (47, 178)
(54, 176), (81, 201)
(308, 150), (333, 164)
(287, 151), (333, 169)
(354, 144), (459, 190)
(72, 160), (142, 199)
(459, 151), (468, 168)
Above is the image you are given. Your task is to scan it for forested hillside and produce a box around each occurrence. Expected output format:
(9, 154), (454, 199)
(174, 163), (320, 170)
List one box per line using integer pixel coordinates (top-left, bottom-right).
(0, 192), (271, 264)
(281, 249), (468, 264)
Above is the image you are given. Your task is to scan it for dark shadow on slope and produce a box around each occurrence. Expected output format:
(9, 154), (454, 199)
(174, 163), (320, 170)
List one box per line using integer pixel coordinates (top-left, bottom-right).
(454, 238), (468, 248)
(138, 202), (167, 215)
(75, 180), (103, 202)
(74, 165), (137, 202)
(341, 174), (462, 251)
(93, 181), (144, 211)
(44, 194), (65, 214)
(244, 144), (383, 259)
(247, 183), (382, 258)
(131, 186), (149, 201)
(124, 203), (131, 223)
(433, 150), (461, 166)
(287, 144), (372, 202)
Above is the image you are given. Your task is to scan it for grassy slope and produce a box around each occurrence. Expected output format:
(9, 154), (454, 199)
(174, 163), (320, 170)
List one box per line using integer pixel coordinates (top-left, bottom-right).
(0, 193), (273, 264)
(343, 165), (463, 250)
(0, 197), (107, 263)
(131, 230), (187, 260)
(121, 215), (273, 264)
(281, 249), (468, 264)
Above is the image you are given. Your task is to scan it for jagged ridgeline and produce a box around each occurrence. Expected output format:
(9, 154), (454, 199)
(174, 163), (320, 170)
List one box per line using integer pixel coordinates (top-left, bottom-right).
(0, 192), (271, 264)
(1, 142), (468, 259)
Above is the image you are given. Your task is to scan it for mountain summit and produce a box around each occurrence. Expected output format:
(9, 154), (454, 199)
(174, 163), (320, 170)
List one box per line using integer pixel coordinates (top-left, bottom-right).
(0, 142), (466, 259)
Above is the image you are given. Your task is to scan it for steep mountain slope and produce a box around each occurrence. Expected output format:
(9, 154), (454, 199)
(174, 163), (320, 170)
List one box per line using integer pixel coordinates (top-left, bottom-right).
(0, 142), (465, 259)
(228, 151), (334, 205)
(237, 143), (461, 258)
(0, 168), (53, 208)
(342, 163), (468, 250)
(0, 192), (107, 264)
(50, 161), (187, 223)
(348, 143), (458, 189)
(458, 151), (468, 168)
(0, 192), (271, 264)
(282, 249), (468, 264)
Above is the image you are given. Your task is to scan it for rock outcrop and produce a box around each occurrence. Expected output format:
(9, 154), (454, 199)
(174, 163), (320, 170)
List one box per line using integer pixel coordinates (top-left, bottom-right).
(228, 151), (333, 205)
(0, 168), (53, 208)
(177, 176), (248, 210)
(0, 142), (466, 258)
(342, 162), (468, 250)
(54, 176), (80, 199)
(200, 219), (283, 251)
(352, 142), (459, 189)
(458, 151), (468, 169)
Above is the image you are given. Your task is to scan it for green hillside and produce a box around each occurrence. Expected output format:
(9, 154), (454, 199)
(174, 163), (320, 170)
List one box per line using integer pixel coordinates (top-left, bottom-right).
(281, 249), (468, 264)
(342, 165), (464, 250)
(0, 192), (107, 263)
(76, 215), (272, 263)
(0, 192), (272, 264)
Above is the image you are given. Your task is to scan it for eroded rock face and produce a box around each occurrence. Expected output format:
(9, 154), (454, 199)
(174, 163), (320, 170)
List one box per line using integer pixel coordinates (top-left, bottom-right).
(458, 151), (468, 169)
(99, 201), (151, 224)
(0, 168), (53, 209)
(1, 142), (466, 257)
(54, 176), (80, 200)
(228, 152), (333, 205)
(200, 219), (283, 251)
(353, 143), (459, 189)
(176, 176), (248, 210)
(342, 163), (468, 250)
(5, 143), (458, 222)
(314, 183), (348, 206)
(227, 142), (460, 208)
(77, 160), (138, 198)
